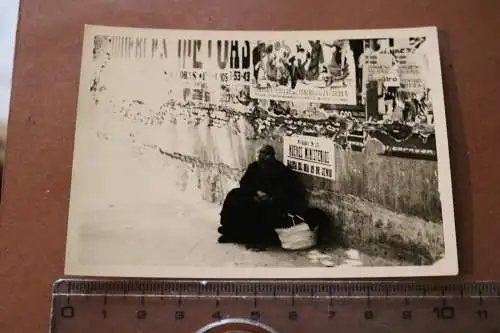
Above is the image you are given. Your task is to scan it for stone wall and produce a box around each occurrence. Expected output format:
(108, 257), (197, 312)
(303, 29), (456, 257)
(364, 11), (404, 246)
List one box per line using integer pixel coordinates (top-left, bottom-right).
(155, 134), (444, 265)
(105, 100), (445, 264)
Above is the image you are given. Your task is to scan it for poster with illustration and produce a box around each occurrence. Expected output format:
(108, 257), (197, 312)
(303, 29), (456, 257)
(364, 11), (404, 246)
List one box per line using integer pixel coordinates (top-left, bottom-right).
(64, 25), (457, 278)
(249, 39), (358, 105)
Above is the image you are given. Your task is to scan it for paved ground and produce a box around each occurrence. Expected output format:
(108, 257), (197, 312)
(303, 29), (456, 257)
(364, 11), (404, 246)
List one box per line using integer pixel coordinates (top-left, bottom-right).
(75, 190), (402, 270)
(77, 199), (353, 268)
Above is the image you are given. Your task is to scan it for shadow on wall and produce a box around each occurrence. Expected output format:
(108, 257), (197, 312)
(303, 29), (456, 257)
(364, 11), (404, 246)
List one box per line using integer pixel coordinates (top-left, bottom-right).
(106, 100), (444, 265)
(157, 138), (444, 265)
(150, 120), (443, 265)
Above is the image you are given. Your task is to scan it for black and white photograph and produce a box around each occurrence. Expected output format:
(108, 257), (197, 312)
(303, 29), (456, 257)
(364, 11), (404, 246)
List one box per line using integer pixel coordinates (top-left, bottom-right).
(64, 25), (458, 278)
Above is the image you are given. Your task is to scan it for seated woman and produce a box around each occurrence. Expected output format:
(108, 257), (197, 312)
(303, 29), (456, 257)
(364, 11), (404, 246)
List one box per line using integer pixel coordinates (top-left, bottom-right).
(217, 144), (308, 250)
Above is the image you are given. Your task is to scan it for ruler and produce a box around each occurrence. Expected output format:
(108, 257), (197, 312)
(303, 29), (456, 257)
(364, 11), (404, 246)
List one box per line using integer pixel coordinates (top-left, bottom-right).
(50, 278), (500, 333)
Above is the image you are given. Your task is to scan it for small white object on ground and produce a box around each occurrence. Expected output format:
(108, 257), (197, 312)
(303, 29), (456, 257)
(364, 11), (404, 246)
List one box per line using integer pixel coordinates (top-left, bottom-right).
(320, 259), (335, 267)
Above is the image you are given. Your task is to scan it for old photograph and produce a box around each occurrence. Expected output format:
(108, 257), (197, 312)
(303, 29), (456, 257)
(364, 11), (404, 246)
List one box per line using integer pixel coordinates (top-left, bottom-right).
(64, 25), (458, 278)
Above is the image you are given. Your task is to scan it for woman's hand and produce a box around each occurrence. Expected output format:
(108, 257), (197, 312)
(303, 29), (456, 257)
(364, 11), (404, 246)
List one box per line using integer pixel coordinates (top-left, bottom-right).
(254, 190), (271, 202)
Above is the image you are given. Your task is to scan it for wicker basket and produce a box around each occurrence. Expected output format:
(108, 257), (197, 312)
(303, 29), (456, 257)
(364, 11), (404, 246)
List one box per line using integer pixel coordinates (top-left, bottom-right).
(275, 214), (318, 250)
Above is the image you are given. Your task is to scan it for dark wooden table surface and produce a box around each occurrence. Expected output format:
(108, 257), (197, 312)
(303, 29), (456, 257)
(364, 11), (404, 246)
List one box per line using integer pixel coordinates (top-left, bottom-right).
(0, 0), (499, 332)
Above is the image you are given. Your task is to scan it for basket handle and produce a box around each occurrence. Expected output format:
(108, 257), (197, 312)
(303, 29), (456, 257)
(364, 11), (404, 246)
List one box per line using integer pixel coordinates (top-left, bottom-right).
(286, 213), (305, 227)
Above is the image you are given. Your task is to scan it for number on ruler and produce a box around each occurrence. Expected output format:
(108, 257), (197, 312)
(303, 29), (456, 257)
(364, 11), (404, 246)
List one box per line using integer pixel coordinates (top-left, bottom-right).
(433, 306), (455, 320)
(288, 311), (298, 321)
(477, 309), (488, 320)
(402, 310), (412, 320)
(175, 311), (185, 320)
(250, 311), (261, 321)
(61, 306), (74, 318)
(212, 311), (222, 320)
(136, 310), (147, 320)
(364, 310), (374, 320)
(328, 311), (336, 319)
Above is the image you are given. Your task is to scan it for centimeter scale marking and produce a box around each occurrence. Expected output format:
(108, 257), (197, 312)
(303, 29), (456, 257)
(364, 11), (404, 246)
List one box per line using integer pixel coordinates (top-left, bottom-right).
(50, 279), (500, 333)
